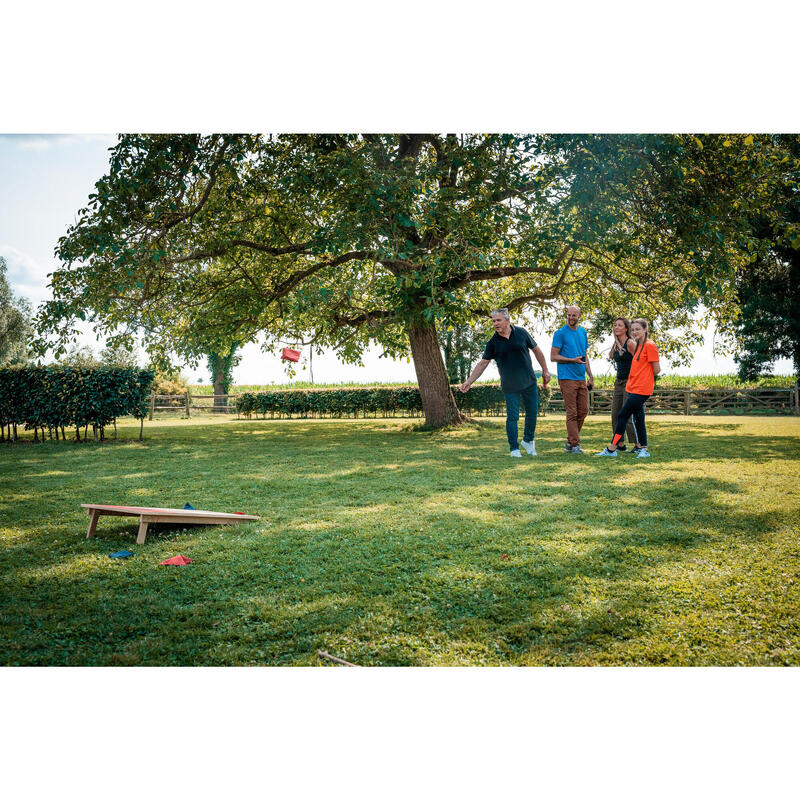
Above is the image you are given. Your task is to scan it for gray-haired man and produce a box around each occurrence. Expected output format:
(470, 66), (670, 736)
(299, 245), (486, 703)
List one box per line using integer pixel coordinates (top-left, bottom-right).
(460, 309), (551, 457)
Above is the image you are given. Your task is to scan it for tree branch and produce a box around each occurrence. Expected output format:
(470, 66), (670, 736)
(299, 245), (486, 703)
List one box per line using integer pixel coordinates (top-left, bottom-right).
(156, 138), (231, 235)
(440, 261), (559, 292)
(171, 239), (314, 264)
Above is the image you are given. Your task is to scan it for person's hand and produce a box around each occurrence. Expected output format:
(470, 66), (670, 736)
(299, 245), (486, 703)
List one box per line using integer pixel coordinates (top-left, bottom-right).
(459, 381), (471, 393)
(586, 379), (594, 391)
(542, 371), (551, 388)
(572, 356), (585, 363)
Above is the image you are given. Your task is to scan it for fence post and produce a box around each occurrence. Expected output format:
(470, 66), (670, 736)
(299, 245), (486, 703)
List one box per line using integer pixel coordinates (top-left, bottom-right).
(185, 391), (191, 418)
(684, 389), (691, 415)
(794, 383), (799, 415)
(149, 392), (155, 421)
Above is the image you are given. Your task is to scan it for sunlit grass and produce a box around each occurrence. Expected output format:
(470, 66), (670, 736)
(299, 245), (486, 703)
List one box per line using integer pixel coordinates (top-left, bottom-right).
(1, 415), (799, 665)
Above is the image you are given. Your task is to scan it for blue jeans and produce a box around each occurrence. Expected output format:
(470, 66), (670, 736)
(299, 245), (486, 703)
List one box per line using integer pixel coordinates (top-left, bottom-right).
(614, 392), (649, 447)
(504, 382), (538, 451)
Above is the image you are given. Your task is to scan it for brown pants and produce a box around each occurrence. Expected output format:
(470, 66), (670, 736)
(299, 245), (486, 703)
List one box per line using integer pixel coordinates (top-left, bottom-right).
(611, 378), (637, 444)
(559, 379), (588, 447)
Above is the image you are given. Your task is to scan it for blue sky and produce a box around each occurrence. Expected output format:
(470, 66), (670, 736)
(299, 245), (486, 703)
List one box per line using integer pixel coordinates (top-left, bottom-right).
(1, 133), (792, 382)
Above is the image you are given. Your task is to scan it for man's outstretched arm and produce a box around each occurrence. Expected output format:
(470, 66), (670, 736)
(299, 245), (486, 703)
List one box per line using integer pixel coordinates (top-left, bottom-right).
(460, 359), (490, 392)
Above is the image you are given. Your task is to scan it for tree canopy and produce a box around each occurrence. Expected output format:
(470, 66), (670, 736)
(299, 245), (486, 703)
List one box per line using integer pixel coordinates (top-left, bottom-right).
(732, 135), (800, 381)
(37, 133), (790, 425)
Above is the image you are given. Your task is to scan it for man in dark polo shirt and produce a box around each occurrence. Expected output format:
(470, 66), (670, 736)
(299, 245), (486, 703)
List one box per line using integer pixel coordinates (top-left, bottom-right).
(460, 308), (551, 457)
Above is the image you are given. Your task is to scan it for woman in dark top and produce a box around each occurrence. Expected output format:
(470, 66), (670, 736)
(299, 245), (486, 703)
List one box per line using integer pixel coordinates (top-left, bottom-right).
(608, 317), (640, 451)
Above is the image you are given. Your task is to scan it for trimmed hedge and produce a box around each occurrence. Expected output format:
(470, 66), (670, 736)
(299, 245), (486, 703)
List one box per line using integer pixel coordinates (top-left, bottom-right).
(0, 366), (155, 442)
(236, 382), (550, 419)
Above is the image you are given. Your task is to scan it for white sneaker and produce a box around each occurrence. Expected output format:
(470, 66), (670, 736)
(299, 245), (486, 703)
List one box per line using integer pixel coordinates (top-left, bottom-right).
(510, 449), (522, 457)
(571, 446), (585, 454)
(594, 447), (618, 457)
(521, 440), (537, 456)
(636, 447), (651, 458)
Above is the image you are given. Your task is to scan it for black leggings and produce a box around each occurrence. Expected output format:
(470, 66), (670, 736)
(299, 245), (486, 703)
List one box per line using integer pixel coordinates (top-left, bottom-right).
(614, 392), (650, 447)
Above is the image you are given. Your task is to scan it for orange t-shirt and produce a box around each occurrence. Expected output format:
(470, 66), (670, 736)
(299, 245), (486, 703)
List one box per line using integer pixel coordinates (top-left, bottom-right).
(625, 340), (659, 396)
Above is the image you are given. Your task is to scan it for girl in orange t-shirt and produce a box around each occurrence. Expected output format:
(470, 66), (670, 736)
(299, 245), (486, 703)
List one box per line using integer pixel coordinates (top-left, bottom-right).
(595, 318), (660, 458)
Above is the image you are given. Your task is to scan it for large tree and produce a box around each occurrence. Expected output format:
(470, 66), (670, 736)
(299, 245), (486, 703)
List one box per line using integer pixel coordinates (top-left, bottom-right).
(38, 134), (777, 426)
(733, 135), (800, 381)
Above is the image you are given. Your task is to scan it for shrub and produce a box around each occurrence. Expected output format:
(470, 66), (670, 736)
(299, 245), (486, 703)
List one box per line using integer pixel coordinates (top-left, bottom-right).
(236, 382), (550, 419)
(0, 366), (154, 442)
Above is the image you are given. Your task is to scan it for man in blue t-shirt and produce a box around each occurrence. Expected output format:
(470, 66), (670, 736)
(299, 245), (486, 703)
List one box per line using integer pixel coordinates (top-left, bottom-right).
(460, 308), (551, 457)
(550, 305), (594, 454)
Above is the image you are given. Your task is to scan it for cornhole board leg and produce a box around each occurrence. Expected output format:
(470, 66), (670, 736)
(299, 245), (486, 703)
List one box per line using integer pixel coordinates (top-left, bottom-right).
(136, 517), (150, 545)
(86, 509), (99, 539)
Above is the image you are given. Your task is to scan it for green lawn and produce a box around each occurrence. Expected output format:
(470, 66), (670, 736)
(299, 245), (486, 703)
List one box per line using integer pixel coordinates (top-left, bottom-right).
(2, 414), (799, 666)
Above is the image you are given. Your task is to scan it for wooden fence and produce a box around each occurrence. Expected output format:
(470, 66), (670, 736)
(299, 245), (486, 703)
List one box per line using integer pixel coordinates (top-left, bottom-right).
(552, 387), (798, 416)
(149, 386), (799, 419)
(148, 393), (238, 419)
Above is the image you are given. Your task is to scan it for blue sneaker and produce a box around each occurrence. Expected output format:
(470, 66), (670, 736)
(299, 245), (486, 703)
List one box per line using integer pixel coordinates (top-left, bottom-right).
(594, 447), (618, 457)
(636, 447), (651, 458)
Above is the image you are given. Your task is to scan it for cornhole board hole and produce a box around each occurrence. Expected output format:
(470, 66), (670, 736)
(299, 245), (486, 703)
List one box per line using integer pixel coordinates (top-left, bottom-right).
(82, 504), (260, 545)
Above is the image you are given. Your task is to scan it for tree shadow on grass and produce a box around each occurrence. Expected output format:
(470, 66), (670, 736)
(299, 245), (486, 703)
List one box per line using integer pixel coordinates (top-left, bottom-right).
(1, 469), (789, 666)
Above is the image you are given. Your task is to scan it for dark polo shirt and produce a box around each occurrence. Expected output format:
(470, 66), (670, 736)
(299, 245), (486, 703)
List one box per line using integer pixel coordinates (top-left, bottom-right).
(482, 326), (538, 394)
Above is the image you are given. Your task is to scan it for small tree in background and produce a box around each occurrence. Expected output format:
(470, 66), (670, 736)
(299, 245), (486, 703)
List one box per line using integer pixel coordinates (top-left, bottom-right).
(99, 344), (140, 368)
(57, 344), (100, 368)
(149, 363), (189, 396)
(438, 322), (492, 384)
(0, 257), (33, 368)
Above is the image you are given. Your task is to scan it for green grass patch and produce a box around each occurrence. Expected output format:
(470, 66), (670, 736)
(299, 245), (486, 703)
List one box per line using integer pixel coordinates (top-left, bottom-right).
(2, 415), (799, 665)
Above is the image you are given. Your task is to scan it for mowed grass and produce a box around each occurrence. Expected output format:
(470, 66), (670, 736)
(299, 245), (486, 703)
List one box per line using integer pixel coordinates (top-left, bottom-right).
(1, 414), (799, 666)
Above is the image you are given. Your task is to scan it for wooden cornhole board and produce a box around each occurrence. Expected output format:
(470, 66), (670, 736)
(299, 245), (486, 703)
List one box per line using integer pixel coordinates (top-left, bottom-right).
(82, 504), (260, 545)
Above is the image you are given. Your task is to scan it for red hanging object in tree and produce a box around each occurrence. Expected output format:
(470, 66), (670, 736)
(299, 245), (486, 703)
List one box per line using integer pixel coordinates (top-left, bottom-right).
(281, 348), (301, 362)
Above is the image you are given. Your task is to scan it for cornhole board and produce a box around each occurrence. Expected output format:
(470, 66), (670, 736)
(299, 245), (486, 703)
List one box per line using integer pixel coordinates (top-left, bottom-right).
(81, 504), (260, 545)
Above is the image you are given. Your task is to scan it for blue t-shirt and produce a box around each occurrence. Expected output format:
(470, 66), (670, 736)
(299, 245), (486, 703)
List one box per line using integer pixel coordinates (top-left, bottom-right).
(552, 324), (588, 381)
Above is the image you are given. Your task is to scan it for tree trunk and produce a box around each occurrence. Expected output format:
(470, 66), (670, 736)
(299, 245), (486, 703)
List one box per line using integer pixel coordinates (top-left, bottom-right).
(209, 350), (237, 413)
(212, 374), (226, 412)
(407, 321), (464, 427)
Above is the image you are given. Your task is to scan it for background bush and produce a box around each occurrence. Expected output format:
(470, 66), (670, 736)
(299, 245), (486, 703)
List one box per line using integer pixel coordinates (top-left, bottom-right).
(236, 382), (550, 419)
(0, 366), (154, 442)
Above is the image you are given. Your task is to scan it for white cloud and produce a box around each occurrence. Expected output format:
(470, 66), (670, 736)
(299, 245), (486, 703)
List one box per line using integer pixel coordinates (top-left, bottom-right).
(0, 245), (53, 306)
(5, 134), (117, 152)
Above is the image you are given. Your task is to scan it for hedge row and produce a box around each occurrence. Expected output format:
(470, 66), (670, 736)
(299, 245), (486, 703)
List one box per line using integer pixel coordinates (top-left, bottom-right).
(236, 383), (550, 419)
(0, 366), (155, 442)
